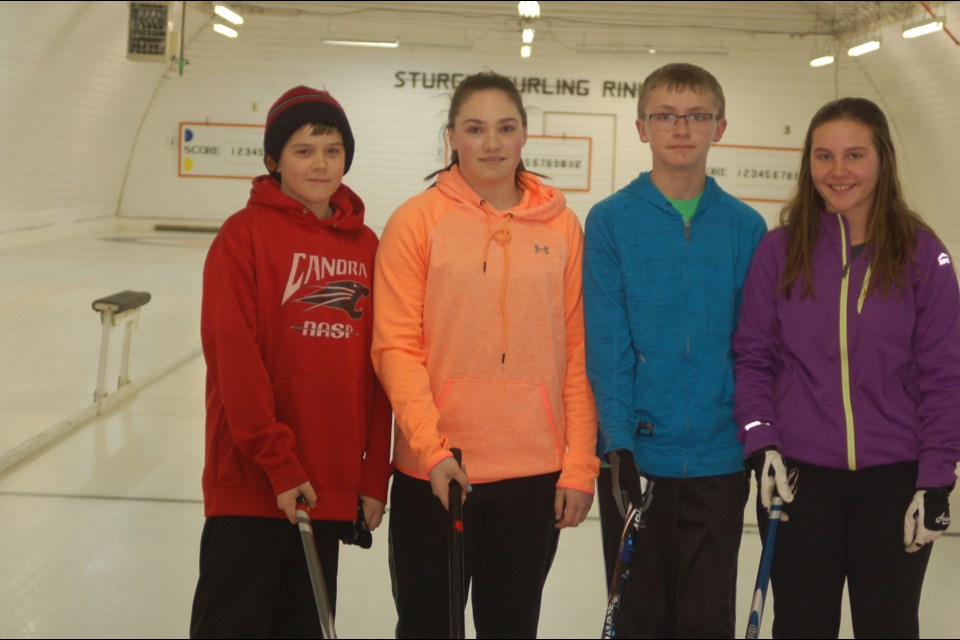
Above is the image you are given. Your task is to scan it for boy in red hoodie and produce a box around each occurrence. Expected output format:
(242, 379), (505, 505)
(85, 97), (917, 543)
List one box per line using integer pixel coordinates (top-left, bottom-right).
(190, 86), (392, 638)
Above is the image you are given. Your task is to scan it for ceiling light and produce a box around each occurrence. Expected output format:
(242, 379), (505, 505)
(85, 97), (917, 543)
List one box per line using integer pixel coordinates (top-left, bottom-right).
(322, 39), (400, 48)
(902, 19), (944, 38)
(522, 28), (535, 44)
(213, 23), (238, 38)
(213, 3), (243, 25)
(847, 40), (880, 56)
(576, 45), (728, 56)
(810, 55), (835, 67)
(518, 2), (540, 19)
(520, 45), (532, 58)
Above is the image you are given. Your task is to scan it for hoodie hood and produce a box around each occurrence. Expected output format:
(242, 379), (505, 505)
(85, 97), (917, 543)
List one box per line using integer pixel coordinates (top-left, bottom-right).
(435, 165), (566, 222)
(624, 172), (723, 220)
(247, 174), (366, 232)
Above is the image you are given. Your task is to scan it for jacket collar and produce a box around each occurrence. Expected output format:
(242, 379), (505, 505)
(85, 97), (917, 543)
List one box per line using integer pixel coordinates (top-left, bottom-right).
(624, 172), (721, 219)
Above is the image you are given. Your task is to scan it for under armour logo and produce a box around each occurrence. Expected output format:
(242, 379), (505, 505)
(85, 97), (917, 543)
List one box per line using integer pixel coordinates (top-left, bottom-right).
(938, 252), (951, 266)
(534, 244), (550, 254)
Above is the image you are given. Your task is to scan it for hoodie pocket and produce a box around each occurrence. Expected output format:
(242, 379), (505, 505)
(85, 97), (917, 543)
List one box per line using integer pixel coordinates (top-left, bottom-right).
(435, 379), (563, 480)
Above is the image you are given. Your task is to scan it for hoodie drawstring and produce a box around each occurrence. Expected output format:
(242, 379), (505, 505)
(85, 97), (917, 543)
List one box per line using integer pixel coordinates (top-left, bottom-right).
(482, 205), (513, 364)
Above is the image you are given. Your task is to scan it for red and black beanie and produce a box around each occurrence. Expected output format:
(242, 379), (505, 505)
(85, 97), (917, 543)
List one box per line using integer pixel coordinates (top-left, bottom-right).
(263, 85), (354, 179)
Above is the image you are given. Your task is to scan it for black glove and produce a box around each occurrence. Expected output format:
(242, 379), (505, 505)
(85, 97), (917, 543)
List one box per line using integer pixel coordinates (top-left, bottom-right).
(340, 497), (373, 549)
(904, 485), (953, 553)
(607, 449), (651, 520)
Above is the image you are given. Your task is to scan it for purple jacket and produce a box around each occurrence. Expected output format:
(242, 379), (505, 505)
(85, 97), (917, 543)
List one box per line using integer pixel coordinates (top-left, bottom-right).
(733, 211), (960, 488)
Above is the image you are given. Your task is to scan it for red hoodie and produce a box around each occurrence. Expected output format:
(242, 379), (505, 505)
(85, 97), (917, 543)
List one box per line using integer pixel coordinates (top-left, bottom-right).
(201, 175), (392, 520)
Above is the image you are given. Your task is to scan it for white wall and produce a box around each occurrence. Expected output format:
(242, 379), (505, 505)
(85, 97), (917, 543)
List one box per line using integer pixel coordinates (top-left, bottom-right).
(116, 12), (887, 234)
(852, 3), (960, 255)
(2, 2), (958, 253)
(0, 2), (163, 235)
(0, 1), (209, 238)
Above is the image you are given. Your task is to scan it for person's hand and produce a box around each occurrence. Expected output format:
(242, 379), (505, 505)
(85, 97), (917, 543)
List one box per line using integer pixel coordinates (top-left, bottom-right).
(428, 455), (470, 511)
(554, 488), (593, 529)
(749, 447), (795, 512)
(607, 449), (650, 519)
(360, 495), (386, 532)
(904, 487), (952, 553)
(277, 481), (316, 524)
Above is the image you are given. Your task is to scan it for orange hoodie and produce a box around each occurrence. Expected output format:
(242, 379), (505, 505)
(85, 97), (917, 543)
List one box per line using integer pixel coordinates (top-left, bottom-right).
(372, 166), (599, 493)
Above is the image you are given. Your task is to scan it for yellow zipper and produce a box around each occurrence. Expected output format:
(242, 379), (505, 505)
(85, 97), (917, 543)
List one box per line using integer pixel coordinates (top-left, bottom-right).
(858, 265), (872, 314)
(837, 215), (857, 471)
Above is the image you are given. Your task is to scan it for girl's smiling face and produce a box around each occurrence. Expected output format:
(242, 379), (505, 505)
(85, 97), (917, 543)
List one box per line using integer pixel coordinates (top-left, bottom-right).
(448, 89), (527, 192)
(810, 118), (880, 223)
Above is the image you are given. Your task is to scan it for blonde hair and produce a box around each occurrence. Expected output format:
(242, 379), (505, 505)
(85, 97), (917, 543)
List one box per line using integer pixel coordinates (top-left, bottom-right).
(637, 63), (725, 119)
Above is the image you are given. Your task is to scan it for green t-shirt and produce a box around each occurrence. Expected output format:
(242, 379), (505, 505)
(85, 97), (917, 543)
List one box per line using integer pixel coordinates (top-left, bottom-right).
(666, 193), (702, 225)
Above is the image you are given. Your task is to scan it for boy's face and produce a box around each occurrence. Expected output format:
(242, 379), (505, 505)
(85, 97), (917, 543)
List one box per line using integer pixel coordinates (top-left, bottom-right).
(277, 124), (345, 219)
(636, 86), (726, 172)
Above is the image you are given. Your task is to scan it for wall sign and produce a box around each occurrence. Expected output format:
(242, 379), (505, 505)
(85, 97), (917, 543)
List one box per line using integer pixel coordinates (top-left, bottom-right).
(393, 71), (642, 99)
(708, 144), (803, 204)
(523, 136), (592, 192)
(179, 122), (263, 179)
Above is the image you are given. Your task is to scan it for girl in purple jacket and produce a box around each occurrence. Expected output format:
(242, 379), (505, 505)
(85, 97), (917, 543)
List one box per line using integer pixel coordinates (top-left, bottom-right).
(733, 97), (960, 638)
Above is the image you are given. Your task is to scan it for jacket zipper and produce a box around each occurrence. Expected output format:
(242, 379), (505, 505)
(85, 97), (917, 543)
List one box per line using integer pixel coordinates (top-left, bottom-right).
(837, 215), (857, 471)
(857, 265), (872, 314)
(684, 217), (691, 475)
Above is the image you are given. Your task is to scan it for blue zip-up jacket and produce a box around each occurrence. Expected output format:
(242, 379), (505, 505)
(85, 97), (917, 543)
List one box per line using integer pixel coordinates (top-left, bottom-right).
(584, 173), (767, 477)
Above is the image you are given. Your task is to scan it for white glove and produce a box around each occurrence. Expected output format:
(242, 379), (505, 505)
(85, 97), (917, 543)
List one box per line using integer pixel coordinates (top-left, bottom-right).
(904, 488), (952, 553)
(751, 448), (795, 512)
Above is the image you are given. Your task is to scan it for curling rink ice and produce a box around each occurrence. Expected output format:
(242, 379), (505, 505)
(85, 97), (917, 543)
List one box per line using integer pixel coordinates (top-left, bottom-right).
(1, 229), (958, 638)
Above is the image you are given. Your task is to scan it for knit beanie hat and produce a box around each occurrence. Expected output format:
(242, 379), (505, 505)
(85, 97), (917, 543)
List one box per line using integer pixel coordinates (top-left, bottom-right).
(263, 86), (354, 179)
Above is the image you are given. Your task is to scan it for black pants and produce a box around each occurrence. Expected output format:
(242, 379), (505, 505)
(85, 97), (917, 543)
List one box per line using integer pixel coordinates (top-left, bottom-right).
(190, 516), (341, 639)
(598, 471), (746, 638)
(762, 460), (933, 639)
(389, 471), (561, 639)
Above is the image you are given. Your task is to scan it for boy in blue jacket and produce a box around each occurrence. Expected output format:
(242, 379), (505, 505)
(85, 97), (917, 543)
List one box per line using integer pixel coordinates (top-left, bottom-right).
(584, 63), (767, 638)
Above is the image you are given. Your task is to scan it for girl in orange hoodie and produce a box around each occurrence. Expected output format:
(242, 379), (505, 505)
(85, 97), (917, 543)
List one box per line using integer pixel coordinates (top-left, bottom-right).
(372, 72), (599, 637)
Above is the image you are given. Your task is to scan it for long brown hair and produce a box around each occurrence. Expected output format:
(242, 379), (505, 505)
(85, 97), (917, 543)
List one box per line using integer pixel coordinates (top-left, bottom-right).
(780, 97), (930, 298)
(425, 71), (529, 181)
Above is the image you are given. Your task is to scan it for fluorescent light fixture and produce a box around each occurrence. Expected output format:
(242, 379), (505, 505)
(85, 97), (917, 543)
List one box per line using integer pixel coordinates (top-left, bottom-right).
(520, 45), (532, 58)
(322, 39), (400, 48)
(903, 19), (944, 38)
(847, 40), (880, 56)
(577, 45), (728, 56)
(214, 3), (243, 25)
(213, 23), (238, 38)
(810, 55), (835, 67)
(522, 28), (535, 44)
(518, 2), (540, 19)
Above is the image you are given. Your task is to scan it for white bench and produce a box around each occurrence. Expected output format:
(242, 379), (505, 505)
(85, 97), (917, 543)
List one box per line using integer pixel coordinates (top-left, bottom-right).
(91, 290), (152, 414)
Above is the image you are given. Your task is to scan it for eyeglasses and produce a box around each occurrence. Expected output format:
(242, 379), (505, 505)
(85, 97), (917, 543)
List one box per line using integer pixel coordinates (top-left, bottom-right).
(642, 113), (720, 130)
